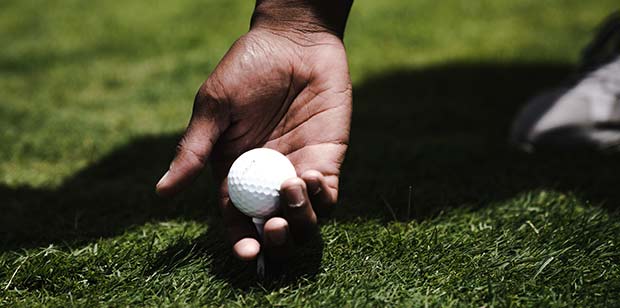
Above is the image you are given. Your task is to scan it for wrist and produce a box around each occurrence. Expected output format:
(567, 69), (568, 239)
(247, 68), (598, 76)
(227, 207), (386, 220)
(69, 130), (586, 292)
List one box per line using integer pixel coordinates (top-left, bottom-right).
(251, 0), (353, 38)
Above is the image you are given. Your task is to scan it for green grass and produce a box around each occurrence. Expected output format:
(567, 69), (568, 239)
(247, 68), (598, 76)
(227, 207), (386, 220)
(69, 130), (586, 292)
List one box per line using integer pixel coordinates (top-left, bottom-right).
(1, 0), (620, 306)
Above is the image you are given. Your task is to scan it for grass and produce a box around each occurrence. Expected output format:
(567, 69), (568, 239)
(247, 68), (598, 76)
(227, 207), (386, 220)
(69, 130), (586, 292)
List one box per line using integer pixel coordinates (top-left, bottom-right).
(1, 0), (620, 306)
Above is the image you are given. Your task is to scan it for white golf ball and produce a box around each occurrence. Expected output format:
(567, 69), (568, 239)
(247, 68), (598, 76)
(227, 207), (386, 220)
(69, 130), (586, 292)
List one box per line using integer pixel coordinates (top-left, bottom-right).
(227, 148), (297, 219)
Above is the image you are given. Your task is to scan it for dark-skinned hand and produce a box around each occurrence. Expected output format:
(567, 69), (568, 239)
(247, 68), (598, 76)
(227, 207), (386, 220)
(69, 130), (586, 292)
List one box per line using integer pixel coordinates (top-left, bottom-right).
(156, 26), (352, 261)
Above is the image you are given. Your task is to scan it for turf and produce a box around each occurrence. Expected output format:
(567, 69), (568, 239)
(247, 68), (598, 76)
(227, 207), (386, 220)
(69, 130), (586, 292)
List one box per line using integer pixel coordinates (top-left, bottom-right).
(1, 0), (620, 306)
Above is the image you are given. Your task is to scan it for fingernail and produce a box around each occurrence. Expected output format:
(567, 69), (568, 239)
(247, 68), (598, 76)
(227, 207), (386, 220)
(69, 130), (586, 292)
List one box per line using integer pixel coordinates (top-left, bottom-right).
(286, 184), (305, 208)
(156, 171), (170, 188)
(267, 226), (288, 246)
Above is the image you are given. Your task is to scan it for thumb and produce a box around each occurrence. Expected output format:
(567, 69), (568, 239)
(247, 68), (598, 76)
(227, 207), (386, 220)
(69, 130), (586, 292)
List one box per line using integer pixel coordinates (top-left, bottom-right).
(156, 88), (229, 197)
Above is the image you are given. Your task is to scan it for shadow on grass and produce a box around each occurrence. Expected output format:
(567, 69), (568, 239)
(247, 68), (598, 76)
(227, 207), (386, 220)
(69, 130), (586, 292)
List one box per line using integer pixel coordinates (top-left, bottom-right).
(2, 60), (619, 286)
(146, 219), (324, 289)
(340, 61), (620, 221)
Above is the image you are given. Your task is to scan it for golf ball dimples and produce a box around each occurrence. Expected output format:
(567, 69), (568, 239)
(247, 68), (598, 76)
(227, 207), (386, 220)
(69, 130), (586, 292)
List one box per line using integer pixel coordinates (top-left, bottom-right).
(227, 148), (297, 218)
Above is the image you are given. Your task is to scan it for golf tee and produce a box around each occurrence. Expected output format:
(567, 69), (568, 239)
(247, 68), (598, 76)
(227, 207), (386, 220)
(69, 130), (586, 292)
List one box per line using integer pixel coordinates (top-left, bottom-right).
(252, 217), (266, 279)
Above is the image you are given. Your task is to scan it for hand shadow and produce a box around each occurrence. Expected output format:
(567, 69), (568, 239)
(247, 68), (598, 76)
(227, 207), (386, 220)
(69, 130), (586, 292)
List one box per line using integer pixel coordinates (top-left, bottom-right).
(0, 134), (213, 250)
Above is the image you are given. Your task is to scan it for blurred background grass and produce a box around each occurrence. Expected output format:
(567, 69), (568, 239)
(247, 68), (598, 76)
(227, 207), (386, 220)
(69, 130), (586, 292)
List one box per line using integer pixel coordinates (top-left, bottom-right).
(1, 0), (616, 187)
(1, 0), (620, 306)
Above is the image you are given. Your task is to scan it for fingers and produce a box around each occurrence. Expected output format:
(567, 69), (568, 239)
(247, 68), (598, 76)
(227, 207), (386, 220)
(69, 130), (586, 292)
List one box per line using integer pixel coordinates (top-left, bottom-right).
(263, 217), (291, 258)
(233, 238), (261, 261)
(156, 90), (229, 197)
(301, 170), (337, 216)
(280, 177), (318, 241)
(221, 198), (261, 261)
(264, 217), (289, 247)
(230, 172), (335, 261)
(155, 136), (212, 197)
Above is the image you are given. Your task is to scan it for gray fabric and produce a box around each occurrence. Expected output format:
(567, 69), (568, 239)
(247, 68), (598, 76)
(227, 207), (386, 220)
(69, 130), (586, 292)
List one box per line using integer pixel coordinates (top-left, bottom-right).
(511, 57), (620, 151)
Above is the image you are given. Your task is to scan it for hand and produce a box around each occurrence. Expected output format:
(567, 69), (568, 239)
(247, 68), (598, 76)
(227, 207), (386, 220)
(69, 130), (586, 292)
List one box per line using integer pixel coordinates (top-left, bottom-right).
(155, 27), (352, 261)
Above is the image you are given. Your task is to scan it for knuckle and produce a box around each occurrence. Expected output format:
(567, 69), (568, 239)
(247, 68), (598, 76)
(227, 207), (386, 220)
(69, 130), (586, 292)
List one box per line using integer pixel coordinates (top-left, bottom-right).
(176, 137), (207, 167)
(199, 76), (227, 102)
(193, 78), (230, 123)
